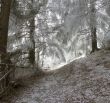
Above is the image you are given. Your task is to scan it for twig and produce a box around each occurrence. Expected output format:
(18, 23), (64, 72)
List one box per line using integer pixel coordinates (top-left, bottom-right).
(0, 69), (12, 82)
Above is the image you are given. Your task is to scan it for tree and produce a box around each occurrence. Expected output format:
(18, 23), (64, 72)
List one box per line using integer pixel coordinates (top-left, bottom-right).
(0, 0), (12, 57)
(8, 0), (48, 67)
(29, 18), (35, 65)
(0, 0), (12, 91)
(90, 0), (98, 52)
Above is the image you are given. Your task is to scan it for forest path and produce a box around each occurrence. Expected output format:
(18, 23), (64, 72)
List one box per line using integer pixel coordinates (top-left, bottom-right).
(1, 49), (110, 103)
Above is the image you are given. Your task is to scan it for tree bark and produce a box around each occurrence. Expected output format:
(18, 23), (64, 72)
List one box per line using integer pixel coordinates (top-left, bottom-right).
(91, 26), (98, 52)
(90, 0), (98, 52)
(0, 0), (12, 55)
(0, 0), (12, 88)
(29, 18), (35, 65)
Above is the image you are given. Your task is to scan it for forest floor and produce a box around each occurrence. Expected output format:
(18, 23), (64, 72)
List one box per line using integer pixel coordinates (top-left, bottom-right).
(1, 49), (110, 103)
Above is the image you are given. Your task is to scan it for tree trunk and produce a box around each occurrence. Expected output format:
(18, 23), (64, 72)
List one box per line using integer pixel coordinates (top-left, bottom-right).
(29, 18), (35, 65)
(91, 26), (98, 52)
(90, 0), (98, 52)
(0, 0), (12, 89)
(0, 0), (12, 55)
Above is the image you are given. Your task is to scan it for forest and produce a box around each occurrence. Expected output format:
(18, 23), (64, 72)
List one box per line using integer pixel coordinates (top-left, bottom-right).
(0, 0), (110, 103)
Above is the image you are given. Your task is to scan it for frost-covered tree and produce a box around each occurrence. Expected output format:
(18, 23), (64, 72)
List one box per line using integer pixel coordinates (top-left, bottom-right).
(7, 0), (110, 68)
(8, 0), (48, 67)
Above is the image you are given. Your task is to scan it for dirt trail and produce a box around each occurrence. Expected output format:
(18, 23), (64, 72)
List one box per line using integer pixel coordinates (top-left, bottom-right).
(1, 50), (110, 103)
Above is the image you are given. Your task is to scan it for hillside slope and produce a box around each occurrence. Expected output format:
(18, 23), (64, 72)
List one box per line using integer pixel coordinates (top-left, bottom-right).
(1, 49), (110, 103)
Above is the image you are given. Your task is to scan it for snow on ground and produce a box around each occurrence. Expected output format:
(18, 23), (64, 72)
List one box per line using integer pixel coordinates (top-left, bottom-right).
(1, 49), (110, 103)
